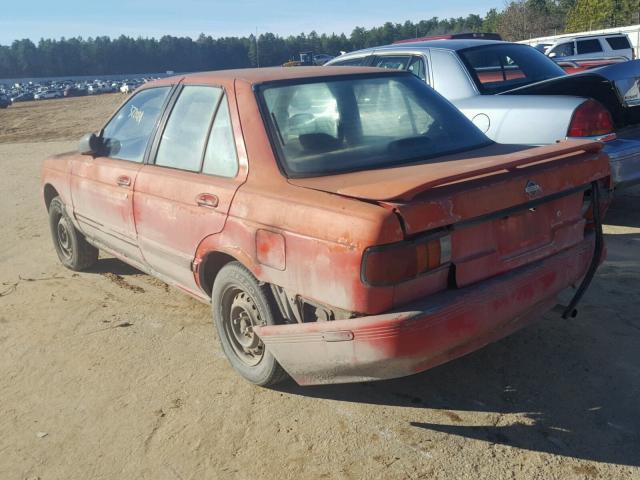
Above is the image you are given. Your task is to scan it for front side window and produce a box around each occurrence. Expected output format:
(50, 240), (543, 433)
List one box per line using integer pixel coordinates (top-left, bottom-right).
(577, 39), (603, 55)
(101, 87), (170, 162)
(155, 86), (222, 172)
(259, 74), (491, 177)
(549, 42), (575, 58)
(459, 44), (566, 94)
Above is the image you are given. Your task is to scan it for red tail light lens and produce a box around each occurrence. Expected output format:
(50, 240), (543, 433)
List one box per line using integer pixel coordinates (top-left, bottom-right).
(567, 100), (614, 138)
(363, 234), (451, 286)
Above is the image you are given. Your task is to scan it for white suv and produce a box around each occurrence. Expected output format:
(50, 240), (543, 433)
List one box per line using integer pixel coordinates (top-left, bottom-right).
(546, 33), (634, 61)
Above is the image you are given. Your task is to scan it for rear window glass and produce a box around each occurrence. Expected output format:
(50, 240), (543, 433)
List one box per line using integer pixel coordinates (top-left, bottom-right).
(458, 44), (565, 94)
(577, 39), (603, 54)
(606, 36), (631, 50)
(259, 74), (491, 177)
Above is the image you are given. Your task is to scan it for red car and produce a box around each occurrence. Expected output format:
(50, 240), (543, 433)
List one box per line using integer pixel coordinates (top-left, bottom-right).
(42, 67), (611, 386)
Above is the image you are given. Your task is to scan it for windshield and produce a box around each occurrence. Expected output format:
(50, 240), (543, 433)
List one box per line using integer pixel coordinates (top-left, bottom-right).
(259, 74), (491, 177)
(458, 43), (566, 94)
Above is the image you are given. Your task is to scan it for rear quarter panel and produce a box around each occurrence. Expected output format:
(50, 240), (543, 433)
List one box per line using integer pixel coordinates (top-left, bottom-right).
(453, 95), (584, 144)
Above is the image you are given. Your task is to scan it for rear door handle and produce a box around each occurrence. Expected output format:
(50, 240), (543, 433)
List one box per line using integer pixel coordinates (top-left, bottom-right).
(117, 175), (131, 187)
(196, 193), (219, 208)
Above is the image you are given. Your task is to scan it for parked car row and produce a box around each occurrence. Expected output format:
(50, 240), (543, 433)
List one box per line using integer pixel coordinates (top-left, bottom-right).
(0, 76), (157, 107)
(42, 60), (616, 387)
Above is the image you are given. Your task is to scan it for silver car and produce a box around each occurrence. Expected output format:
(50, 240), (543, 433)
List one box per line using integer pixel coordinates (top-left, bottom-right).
(327, 39), (640, 187)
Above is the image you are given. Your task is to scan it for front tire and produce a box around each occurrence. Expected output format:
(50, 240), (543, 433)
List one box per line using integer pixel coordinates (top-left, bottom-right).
(48, 196), (98, 271)
(212, 262), (288, 386)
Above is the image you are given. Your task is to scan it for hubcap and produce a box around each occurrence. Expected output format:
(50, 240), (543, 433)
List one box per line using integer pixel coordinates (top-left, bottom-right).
(223, 289), (265, 366)
(56, 217), (73, 260)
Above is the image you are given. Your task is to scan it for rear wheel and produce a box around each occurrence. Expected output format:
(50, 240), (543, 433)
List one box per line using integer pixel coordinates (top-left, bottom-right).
(48, 196), (98, 271)
(212, 262), (288, 386)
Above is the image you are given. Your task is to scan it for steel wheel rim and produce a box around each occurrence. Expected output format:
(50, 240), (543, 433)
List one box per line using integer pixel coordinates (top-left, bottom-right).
(222, 287), (265, 367)
(56, 217), (73, 260)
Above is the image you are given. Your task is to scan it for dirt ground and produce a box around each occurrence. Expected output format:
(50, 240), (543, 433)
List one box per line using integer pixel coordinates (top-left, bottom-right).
(0, 94), (123, 143)
(0, 96), (639, 480)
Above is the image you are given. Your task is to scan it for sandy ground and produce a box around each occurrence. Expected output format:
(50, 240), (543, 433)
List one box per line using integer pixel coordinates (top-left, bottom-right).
(0, 97), (639, 480)
(0, 94), (123, 143)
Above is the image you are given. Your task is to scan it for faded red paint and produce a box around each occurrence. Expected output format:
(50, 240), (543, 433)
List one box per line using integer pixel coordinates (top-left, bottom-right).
(256, 229), (286, 270)
(41, 66), (612, 385)
(257, 237), (594, 385)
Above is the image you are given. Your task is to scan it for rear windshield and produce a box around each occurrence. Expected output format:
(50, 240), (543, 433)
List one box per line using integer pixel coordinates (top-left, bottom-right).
(258, 74), (491, 177)
(606, 36), (631, 50)
(458, 43), (565, 94)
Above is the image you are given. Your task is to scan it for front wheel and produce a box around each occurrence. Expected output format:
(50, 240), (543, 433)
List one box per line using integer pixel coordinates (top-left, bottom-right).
(48, 196), (98, 271)
(212, 262), (288, 386)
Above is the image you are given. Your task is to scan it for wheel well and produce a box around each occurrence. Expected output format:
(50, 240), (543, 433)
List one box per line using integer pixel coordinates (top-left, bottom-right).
(44, 184), (60, 211)
(200, 252), (238, 297)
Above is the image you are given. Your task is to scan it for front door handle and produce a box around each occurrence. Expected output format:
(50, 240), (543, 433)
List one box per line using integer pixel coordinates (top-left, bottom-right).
(117, 175), (131, 187)
(196, 193), (219, 208)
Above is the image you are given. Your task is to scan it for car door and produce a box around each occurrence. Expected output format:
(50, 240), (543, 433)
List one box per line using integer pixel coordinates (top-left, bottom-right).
(575, 38), (605, 60)
(133, 83), (246, 294)
(70, 86), (172, 265)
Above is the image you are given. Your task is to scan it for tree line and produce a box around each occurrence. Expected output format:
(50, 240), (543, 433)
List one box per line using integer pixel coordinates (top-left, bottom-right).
(1, 0), (638, 79)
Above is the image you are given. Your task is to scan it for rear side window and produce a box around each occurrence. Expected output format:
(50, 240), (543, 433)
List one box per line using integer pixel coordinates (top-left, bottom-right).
(408, 56), (427, 82)
(549, 42), (574, 57)
(331, 57), (367, 66)
(373, 56), (411, 70)
(577, 39), (603, 54)
(606, 36), (631, 50)
(202, 97), (239, 177)
(155, 86), (222, 172)
(101, 87), (171, 163)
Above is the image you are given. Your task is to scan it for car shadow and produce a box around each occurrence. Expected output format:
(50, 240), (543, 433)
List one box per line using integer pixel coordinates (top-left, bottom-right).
(85, 257), (143, 276)
(604, 187), (640, 228)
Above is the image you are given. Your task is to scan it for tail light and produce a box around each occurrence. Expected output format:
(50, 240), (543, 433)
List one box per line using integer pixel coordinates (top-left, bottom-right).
(362, 233), (451, 286)
(567, 100), (614, 138)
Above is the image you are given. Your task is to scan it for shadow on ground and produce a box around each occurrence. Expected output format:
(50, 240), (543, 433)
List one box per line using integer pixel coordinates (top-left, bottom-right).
(86, 257), (143, 276)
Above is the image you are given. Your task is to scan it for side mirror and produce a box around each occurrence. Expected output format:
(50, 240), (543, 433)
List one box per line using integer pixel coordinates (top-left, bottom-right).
(548, 52), (557, 58)
(78, 133), (102, 156)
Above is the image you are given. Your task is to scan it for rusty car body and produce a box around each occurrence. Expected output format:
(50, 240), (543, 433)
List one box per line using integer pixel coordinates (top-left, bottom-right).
(42, 67), (611, 386)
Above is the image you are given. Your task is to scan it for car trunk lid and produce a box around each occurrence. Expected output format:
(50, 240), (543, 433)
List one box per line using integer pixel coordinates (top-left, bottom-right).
(500, 60), (640, 129)
(290, 140), (610, 287)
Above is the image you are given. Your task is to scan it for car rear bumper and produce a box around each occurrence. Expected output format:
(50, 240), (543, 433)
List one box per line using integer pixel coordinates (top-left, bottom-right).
(256, 236), (596, 386)
(603, 138), (640, 188)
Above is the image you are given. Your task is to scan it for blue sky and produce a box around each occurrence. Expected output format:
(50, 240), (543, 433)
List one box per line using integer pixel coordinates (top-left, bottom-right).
(2, 0), (504, 45)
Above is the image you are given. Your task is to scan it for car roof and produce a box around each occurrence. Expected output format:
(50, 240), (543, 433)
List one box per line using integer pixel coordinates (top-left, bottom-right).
(338, 39), (507, 57)
(552, 33), (627, 42)
(152, 66), (398, 87)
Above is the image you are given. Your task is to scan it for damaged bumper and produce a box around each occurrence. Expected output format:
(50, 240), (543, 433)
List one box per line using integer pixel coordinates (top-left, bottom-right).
(256, 237), (597, 386)
(603, 138), (640, 188)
